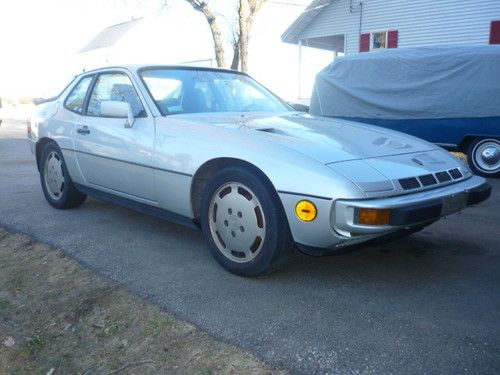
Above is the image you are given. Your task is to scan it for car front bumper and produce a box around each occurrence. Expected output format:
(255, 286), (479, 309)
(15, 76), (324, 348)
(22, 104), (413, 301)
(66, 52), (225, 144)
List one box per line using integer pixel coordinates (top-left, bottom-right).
(334, 176), (491, 236)
(279, 175), (491, 253)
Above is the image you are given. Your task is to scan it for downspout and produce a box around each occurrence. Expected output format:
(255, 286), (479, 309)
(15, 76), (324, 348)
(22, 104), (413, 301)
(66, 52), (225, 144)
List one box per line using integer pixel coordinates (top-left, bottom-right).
(358, 2), (363, 38)
(349, 1), (363, 51)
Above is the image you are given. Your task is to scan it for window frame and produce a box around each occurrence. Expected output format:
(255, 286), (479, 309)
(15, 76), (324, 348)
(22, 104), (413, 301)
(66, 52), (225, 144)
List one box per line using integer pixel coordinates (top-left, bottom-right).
(370, 30), (388, 51)
(82, 70), (148, 119)
(63, 75), (94, 115)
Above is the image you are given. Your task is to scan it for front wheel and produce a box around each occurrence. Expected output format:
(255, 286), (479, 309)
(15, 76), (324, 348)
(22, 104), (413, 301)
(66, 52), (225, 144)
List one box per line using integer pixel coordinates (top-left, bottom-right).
(40, 142), (87, 209)
(200, 166), (292, 276)
(467, 138), (500, 178)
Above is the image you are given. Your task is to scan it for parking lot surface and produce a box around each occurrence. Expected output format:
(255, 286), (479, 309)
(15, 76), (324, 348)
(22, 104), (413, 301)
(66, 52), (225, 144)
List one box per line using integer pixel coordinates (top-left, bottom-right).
(1, 120), (499, 374)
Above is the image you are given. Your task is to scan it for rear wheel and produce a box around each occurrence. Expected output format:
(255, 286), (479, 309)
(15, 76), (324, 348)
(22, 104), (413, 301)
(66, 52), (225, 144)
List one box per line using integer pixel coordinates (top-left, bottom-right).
(200, 166), (292, 276)
(466, 138), (500, 177)
(40, 142), (87, 209)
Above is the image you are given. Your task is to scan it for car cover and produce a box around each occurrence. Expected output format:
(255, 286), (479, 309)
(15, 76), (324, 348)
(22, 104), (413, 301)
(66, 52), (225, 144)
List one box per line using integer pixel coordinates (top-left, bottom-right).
(310, 45), (500, 120)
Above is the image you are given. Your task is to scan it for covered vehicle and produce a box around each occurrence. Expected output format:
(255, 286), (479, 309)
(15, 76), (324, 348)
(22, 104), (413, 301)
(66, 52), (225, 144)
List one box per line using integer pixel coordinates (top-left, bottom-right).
(28, 65), (491, 276)
(310, 45), (500, 177)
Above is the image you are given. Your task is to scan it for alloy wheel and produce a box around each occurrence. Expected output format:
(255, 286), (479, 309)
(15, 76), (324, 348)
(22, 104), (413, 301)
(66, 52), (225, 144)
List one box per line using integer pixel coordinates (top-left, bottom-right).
(44, 151), (65, 200)
(208, 182), (266, 263)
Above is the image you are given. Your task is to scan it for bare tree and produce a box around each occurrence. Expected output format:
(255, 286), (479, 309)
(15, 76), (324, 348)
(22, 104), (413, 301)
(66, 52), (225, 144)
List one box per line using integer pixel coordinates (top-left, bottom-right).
(237, 0), (266, 72)
(183, 0), (226, 67)
(181, 0), (267, 71)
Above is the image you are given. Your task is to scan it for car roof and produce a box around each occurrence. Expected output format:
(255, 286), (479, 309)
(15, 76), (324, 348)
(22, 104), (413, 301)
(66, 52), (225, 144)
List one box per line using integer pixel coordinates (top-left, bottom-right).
(78, 64), (247, 77)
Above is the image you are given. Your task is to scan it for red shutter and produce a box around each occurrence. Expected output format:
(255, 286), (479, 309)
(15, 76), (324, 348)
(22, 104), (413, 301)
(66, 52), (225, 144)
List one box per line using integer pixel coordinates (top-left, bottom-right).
(388, 30), (398, 48)
(359, 33), (370, 52)
(490, 21), (500, 44)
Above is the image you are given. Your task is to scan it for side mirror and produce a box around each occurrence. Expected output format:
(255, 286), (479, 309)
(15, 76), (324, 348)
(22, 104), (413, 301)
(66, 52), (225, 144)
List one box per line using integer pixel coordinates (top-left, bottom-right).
(100, 101), (135, 128)
(287, 102), (310, 113)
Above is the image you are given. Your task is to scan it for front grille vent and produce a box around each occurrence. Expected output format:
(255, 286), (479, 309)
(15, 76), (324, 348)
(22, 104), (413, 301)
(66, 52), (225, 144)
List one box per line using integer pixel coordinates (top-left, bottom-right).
(399, 168), (463, 191)
(435, 171), (452, 182)
(449, 168), (463, 179)
(399, 177), (420, 190)
(418, 174), (438, 186)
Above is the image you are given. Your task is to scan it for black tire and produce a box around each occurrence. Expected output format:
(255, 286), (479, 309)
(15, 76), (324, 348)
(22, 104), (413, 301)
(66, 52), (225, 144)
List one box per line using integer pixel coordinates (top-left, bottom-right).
(39, 142), (87, 209)
(466, 138), (500, 178)
(200, 166), (293, 277)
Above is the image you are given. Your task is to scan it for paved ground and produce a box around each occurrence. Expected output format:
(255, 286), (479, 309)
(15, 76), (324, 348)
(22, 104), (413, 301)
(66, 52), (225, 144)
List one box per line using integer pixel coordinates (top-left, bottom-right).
(1, 120), (499, 375)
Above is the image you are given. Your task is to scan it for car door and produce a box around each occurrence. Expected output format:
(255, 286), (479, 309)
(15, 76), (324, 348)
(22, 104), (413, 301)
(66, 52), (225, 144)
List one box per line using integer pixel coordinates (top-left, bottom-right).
(73, 71), (157, 202)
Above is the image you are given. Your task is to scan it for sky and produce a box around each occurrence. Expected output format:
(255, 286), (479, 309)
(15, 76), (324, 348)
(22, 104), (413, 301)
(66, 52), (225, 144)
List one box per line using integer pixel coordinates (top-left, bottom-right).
(0, 0), (333, 101)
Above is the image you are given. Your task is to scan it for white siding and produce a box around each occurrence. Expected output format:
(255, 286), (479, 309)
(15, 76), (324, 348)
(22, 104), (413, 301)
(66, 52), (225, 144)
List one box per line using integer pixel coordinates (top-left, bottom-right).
(300, 0), (500, 54)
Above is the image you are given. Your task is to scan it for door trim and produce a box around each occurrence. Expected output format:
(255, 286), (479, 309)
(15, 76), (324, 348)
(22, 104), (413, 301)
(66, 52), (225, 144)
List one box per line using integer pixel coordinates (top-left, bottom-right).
(61, 147), (193, 177)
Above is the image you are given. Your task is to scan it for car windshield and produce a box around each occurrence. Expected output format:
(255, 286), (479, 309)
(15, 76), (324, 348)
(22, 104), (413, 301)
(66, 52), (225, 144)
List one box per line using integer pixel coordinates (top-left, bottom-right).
(140, 68), (292, 116)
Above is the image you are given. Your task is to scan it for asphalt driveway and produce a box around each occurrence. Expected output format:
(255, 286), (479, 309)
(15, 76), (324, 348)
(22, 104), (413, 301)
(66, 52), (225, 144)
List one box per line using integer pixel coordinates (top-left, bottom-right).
(1, 120), (499, 374)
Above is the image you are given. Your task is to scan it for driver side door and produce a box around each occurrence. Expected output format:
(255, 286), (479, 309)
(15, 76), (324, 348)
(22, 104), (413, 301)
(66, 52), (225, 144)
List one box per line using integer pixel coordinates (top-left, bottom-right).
(73, 71), (157, 203)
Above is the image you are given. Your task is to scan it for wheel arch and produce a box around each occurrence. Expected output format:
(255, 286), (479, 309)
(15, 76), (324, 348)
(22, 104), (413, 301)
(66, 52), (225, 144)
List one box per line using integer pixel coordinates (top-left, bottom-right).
(190, 157), (278, 221)
(459, 135), (500, 152)
(35, 137), (57, 172)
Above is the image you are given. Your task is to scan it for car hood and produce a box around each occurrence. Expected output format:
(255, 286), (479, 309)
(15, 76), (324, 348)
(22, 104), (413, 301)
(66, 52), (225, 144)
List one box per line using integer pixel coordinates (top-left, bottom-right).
(176, 112), (438, 164)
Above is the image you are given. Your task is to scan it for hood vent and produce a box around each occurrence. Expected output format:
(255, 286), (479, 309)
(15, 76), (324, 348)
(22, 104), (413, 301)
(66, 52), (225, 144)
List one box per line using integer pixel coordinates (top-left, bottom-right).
(449, 168), (463, 179)
(418, 174), (438, 186)
(254, 127), (289, 136)
(399, 177), (420, 190)
(399, 168), (464, 191)
(435, 171), (452, 182)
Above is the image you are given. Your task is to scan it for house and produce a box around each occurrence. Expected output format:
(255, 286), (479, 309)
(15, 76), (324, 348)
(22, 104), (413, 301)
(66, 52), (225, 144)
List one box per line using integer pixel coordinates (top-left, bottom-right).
(282, 0), (500, 98)
(77, 16), (215, 73)
(79, 18), (143, 70)
(283, 0), (500, 54)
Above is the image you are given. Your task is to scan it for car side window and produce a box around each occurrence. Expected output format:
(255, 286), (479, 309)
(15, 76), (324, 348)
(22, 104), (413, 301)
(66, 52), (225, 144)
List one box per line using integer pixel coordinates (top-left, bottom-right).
(64, 76), (92, 114)
(87, 73), (146, 117)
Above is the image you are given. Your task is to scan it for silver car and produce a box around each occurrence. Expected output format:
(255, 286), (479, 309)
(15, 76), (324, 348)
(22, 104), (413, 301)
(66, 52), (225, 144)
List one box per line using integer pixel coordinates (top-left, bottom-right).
(28, 65), (491, 276)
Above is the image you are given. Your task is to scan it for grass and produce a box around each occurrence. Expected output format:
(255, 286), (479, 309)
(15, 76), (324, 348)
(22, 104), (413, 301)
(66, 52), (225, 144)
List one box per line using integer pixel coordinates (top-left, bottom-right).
(0, 228), (286, 375)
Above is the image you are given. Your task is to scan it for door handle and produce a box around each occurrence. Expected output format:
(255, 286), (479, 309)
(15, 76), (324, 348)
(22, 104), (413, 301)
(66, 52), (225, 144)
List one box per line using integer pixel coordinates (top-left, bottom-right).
(76, 126), (90, 135)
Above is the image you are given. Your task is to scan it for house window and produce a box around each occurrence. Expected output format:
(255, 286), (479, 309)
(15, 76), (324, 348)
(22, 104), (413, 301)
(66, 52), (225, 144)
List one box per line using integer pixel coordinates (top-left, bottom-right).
(372, 31), (387, 50)
(360, 30), (397, 52)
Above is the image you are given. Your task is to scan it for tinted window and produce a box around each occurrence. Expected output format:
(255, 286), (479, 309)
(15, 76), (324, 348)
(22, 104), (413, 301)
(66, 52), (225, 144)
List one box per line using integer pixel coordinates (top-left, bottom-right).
(87, 73), (145, 117)
(64, 76), (92, 113)
(140, 69), (291, 116)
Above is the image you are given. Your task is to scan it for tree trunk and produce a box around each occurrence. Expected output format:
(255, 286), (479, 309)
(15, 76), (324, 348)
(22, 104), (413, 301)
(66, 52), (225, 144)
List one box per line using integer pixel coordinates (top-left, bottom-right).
(238, 0), (249, 72)
(238, 0), (267, 73)
(182, 0), (267, 71)
(230, 37), (240, 70)
(184, 0), (226, 68)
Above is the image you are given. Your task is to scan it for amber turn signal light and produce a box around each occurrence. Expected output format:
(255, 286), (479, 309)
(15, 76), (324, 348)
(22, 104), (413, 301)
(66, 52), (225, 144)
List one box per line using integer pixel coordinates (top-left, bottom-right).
(356, 208), (390, 225)
(295, 200), (317, 222)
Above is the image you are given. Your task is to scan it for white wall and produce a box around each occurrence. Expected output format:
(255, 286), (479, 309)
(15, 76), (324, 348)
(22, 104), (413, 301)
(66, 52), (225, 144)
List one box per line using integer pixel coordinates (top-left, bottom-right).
(302, 0), (500, 54)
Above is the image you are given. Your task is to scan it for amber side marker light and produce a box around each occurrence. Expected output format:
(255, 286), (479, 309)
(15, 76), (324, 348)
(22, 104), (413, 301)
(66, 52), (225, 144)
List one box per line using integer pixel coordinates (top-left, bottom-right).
(356, 208), (390, 225)
(295, 200), (317, 222)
